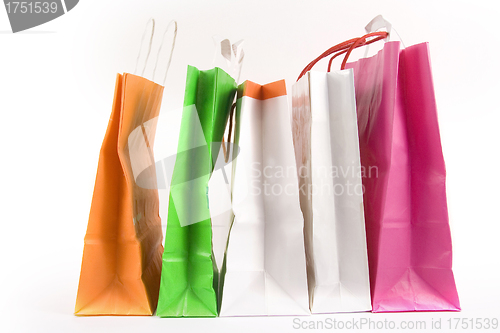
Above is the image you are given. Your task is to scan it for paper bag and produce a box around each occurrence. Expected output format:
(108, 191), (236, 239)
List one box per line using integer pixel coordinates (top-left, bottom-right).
(75, 73), (164, 315)
(219, 80), (309, 316)
(156, 66), (236, 317)
(292, 70), (372, 313)
(345, 41), (460, 312)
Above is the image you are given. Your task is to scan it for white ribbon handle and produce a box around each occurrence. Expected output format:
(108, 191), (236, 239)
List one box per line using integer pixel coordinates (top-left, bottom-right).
(365, 15), (392, 40)
(134, 18), (155, 77)
(363, 15), (405, 58)
(212, 36), (245, 83)
(152, 20), (178, 85)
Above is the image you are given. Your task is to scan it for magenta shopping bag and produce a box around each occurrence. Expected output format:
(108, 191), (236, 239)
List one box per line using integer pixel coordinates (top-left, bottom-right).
(345, 41), (460, 312)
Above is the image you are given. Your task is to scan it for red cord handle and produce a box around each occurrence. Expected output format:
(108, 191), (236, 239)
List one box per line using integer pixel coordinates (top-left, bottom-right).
(340, 32), (387, 70)
(297, 31), (388, 81)
(297, 37), (359, 81)
(328, 32), (387, 71)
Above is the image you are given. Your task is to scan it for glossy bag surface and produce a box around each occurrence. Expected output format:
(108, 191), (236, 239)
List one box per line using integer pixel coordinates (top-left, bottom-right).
(156, 66), (236, 317)
(75, 74), (164, 315)
(345, 41), (460, 312)
(292, 70), (372, 313)
(220, 80), (309, 316)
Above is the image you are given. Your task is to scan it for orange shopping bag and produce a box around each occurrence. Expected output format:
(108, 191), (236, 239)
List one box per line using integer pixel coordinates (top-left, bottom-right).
(75, 20), (177, 315)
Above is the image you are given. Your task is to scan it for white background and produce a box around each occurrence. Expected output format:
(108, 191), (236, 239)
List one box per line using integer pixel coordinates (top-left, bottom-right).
(1, 0), (499, 332)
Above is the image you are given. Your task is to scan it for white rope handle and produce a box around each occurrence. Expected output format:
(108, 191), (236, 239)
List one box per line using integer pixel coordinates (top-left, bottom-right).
(151, 20), (178, 86)
(211, 36), (245, 84)
(363, 15), (405, 58)
(232, 39), (244, 84)
(134, 18), (155, 77)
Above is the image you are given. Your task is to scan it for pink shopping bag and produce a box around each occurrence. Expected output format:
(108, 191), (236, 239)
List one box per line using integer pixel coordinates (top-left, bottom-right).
(343, 40), (460, 312)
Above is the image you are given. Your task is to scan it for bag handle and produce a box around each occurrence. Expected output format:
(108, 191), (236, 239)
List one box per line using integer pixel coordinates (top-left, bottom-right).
(212, 37), (245, 84)
(222, 103), (237, 163)
(296, 31), (388, 81)
(297, 37), (358, 81)
(339, 32), (387, 70)
(133, 19), (178, 85)
(151, 20), (178, 85)
(329, 32), (388, 71)
(134, 18), (155, 77)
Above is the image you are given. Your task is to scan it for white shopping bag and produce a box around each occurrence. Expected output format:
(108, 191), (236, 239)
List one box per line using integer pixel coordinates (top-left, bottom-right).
(291, 70), (372, 313)
(220, 80), (309, 316)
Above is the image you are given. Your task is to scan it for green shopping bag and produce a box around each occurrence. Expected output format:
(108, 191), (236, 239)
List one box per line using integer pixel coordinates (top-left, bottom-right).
(156, 65), (236, 317)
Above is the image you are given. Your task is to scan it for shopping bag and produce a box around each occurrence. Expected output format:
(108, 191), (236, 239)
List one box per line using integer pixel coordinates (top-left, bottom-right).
(291, 69), (372, 313)
(75, 20), (176, 315)
(156, 66), (237, 317)
(219, 80), (309, 316)
(341, 32), (460, 311)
